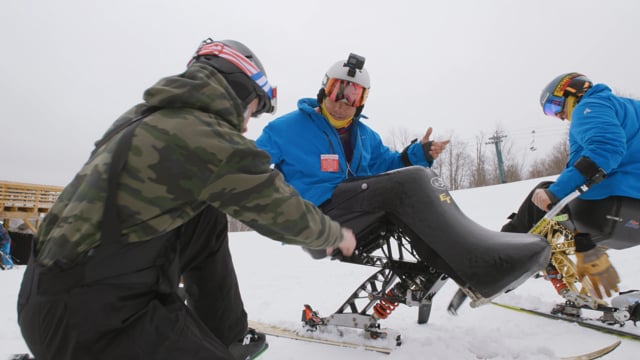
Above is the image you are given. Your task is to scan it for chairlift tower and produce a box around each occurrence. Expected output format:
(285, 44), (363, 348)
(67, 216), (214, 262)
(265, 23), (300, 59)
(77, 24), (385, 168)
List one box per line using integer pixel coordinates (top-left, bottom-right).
(487, 131), (507, 184)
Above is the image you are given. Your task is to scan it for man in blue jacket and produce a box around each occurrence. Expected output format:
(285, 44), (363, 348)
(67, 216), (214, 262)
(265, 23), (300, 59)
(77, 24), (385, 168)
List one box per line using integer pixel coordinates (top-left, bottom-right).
(256, 54), (458, 260)
(257, 53), (450, 207)
(502, 72), (640, 300)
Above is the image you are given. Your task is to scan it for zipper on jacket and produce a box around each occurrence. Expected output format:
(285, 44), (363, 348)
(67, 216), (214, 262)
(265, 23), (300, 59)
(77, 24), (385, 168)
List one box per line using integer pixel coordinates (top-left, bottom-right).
(351, 126), (362, 174)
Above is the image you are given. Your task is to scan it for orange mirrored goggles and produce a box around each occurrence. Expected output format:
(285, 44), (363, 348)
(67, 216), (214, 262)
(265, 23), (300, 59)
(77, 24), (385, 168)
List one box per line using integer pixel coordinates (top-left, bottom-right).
(324, 78), (368, 107)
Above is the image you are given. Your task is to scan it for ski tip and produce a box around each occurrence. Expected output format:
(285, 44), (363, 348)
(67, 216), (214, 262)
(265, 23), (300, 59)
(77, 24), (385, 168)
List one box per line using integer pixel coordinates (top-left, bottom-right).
(559, 339), (621, 360)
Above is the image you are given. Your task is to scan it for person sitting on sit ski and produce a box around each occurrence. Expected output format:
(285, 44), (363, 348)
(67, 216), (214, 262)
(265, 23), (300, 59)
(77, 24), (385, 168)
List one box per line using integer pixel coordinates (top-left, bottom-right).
(256, 53), (551, 302)
(501, 72), (640, 300)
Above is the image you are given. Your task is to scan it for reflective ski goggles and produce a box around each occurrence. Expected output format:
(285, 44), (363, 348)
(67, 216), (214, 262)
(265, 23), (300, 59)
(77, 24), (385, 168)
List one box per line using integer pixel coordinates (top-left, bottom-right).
(254, 85), (277, 117)
(542, 94), (566, 117)
(324, 78), (368, 108)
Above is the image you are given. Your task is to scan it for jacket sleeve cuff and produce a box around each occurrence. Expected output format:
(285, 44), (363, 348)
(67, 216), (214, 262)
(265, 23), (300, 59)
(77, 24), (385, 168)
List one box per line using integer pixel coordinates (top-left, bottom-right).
(548, 167), (587, 200)
(405, 141), (432, 167)
(543, 188), (560, 206)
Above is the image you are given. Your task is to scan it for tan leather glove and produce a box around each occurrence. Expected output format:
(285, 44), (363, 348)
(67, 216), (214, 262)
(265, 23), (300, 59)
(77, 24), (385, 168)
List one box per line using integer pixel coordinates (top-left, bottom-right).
(575, 247), (620, 299)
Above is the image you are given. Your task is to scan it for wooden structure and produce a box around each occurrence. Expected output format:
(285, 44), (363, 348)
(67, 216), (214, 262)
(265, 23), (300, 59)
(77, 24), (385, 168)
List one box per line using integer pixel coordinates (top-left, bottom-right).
(0, 180), (63, 233)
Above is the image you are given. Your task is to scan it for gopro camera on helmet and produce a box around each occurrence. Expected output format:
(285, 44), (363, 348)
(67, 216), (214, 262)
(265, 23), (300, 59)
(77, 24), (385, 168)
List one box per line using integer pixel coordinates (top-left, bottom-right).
(345, 53), (365, 77)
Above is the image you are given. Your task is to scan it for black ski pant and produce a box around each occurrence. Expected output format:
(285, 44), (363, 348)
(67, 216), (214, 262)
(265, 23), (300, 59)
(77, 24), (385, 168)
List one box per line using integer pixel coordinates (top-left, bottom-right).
(499, 181), (554, 233)
(18, 206), (246, 360)
(312, 166), (550, 298)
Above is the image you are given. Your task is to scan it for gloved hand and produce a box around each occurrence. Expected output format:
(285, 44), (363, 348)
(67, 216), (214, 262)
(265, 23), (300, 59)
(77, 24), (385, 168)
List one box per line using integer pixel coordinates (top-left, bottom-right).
(575, 246), (620, 299)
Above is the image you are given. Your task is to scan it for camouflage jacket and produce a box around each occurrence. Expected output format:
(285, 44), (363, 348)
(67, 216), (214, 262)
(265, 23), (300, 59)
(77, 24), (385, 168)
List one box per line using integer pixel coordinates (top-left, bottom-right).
(35, 63), (342, 267)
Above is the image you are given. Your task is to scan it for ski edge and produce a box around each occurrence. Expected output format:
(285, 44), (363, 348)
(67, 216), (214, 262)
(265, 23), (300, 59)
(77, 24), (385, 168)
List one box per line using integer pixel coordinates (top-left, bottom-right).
(248, 320), (393, 354)
(491, 301), (640, 341)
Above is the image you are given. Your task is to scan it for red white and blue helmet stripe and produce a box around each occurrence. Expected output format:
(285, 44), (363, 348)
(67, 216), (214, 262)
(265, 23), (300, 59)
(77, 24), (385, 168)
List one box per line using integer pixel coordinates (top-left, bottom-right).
(191, 40), (274, 101)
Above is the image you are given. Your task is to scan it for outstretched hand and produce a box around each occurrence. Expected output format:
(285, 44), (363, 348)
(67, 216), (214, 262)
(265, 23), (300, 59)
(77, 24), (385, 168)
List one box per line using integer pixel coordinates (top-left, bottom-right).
(421, 127), (450, 160)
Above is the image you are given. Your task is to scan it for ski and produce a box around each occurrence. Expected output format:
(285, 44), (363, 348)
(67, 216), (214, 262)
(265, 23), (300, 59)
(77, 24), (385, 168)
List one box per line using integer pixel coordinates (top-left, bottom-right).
(559, 340), (621, 360)
(248, 320), (395, 354)
(492, 301), (640, 341)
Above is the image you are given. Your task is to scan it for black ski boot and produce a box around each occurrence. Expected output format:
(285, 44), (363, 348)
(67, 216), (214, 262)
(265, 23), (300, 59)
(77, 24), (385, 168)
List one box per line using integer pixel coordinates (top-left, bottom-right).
(228, 328), (268, 360)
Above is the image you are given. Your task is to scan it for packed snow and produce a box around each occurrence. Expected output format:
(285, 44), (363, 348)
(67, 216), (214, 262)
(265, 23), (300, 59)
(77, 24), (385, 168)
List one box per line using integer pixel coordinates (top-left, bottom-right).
(2, 176), (639, 359)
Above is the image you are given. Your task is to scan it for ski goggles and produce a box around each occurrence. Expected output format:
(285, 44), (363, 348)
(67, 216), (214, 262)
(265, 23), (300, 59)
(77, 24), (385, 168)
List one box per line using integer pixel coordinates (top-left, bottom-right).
(542, 94), (566, 117)
(254, 85), (277, 117)
(324, 78), (368, 108)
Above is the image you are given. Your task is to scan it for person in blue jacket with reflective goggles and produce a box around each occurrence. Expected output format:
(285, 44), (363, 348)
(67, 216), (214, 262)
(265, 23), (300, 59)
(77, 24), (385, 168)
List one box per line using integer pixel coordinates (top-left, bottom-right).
(502, 72), (640, 300)
(257, 53), (450, 207)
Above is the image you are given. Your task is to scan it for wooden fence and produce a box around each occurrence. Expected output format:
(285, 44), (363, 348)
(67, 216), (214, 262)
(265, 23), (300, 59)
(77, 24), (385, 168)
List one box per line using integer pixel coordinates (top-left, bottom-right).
(0, 180), (63, 233)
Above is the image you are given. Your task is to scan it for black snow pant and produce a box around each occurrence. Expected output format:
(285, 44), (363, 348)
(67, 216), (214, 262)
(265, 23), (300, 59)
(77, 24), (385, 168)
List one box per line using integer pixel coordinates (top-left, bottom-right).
(499, 181), (555, 234)
(17, 206), (246, 360)
(312, 166), (551, 299)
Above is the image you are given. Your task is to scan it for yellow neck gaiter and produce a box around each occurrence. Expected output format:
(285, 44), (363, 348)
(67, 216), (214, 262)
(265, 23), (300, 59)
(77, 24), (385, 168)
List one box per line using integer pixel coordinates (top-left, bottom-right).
(320, 102), (353, 129)
(565, 96), (578, 121)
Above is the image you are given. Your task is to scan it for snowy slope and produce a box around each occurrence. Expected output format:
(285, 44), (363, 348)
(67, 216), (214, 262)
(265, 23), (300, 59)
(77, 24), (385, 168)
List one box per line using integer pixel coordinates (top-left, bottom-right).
(2, 177), (639, 359)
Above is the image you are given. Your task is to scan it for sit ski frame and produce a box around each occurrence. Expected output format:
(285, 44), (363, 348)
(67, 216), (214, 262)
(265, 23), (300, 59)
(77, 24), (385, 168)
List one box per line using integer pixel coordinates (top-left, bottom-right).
(303, 222), (448, 338)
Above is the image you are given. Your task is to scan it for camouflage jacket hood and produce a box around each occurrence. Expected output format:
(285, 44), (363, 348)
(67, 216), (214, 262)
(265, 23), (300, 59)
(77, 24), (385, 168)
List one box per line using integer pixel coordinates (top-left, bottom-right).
(35, 64), (342, 267)
(142, 63), (245, 133)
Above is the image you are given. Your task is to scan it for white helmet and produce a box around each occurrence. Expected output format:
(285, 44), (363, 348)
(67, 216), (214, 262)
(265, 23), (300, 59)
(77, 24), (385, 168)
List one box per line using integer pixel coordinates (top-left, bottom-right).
(318, 53), (370, 114)
(321, 53), (370, 89)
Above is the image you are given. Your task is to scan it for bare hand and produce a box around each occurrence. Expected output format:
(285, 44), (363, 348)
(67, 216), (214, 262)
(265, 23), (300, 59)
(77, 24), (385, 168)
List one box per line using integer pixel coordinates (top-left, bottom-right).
(421, 127), (450, 160)
(532, 189), (551, 211)
(326, 227), (356, 257)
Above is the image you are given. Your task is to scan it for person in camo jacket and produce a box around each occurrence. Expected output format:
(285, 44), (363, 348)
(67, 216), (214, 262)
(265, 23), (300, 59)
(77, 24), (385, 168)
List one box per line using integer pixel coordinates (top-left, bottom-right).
(17, 37), (356, 360)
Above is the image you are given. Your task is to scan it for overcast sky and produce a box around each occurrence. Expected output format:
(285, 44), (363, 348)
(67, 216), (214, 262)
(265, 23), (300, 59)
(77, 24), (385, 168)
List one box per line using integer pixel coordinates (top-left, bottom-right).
(2, 0), (639, 186)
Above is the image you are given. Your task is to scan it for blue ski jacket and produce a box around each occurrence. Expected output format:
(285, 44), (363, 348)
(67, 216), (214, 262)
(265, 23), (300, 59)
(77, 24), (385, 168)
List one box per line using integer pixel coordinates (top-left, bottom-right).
(0, 226), (14, 268)
(256, 98), (433, 206)
(549, 84), (640, 200)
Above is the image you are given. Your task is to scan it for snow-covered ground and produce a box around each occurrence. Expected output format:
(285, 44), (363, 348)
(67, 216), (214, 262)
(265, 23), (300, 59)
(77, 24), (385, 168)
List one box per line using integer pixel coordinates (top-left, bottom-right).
(2, 177), (639, 359)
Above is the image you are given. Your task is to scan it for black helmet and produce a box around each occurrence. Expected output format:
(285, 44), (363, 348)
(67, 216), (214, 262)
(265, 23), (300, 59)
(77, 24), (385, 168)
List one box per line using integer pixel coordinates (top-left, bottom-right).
(189, 38), (277, 117)
(540, 72), (592, 119)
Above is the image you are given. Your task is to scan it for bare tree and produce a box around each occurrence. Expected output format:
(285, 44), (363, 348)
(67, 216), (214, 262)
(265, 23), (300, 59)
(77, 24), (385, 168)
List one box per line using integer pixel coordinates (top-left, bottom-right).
(526, 138), (569, 178)
(384, 127), (419, 151)
(432, 134), (473, 190)
(483, 127), (526, 185)
(468, 133), (491, 188)
(502, 139), (525, 183)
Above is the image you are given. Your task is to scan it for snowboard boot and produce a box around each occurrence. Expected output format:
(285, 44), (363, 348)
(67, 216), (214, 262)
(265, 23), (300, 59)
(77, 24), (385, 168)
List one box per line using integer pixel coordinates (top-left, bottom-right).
(228, 328), (268, 360)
